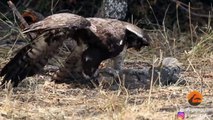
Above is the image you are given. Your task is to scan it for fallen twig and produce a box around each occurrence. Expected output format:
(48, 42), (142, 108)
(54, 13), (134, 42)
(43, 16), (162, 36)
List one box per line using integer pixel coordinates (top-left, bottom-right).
(7, 0), (29, 28)
(7, 0), (35, 40)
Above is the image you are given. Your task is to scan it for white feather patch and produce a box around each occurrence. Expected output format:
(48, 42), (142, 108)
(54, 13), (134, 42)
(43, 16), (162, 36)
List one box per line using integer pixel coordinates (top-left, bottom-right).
(119, 40), (123, 45)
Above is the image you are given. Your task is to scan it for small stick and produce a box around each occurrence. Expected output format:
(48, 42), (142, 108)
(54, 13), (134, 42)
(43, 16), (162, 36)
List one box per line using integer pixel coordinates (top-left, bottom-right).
(7, 0), (29, 28)
(171, 0), (213, 18)
(7, 0), (36, 40)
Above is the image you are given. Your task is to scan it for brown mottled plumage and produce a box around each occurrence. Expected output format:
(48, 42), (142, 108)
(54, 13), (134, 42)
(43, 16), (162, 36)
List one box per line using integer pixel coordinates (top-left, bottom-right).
(0, 13), (150, 87)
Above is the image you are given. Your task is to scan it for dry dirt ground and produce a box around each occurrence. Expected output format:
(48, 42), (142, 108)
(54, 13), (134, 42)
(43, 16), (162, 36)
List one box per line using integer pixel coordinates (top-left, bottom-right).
(0, 22), (213, 120)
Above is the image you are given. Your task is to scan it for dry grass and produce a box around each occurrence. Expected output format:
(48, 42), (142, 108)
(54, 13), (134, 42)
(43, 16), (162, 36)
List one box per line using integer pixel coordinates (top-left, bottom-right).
(0, 72), (212, 120)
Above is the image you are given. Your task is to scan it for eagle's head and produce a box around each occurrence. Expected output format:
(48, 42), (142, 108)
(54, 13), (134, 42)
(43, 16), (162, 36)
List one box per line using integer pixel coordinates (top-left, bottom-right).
(125, 24), (150, 51)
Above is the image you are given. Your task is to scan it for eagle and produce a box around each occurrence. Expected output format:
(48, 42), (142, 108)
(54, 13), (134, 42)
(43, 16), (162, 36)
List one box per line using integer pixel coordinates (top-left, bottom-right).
(0, 13), (150, 87)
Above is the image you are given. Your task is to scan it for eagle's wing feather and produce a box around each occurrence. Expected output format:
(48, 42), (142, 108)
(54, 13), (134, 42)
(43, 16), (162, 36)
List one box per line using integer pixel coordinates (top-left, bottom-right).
(23, 13), (90, 33)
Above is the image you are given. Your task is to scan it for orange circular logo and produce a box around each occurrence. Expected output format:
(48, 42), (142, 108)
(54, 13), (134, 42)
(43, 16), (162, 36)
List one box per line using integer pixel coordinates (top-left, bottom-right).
(187, 90), (203, 106)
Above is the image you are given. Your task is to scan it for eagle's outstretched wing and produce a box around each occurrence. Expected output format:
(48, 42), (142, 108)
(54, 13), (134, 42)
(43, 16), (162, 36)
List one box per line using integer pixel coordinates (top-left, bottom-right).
(0, 13), (91, 87)
(23, 13), (90, 33)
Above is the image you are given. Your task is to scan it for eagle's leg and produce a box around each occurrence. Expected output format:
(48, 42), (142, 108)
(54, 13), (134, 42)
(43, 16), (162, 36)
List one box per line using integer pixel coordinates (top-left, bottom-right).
(111, 45), (127, 78)
(112, 48), (126, 70)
